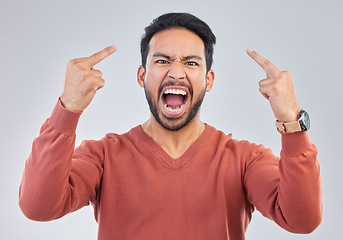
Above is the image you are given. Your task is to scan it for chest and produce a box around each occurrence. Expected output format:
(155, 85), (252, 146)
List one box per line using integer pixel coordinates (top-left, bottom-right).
(100, 147), (247, 215)
(95, 144), (253, 239)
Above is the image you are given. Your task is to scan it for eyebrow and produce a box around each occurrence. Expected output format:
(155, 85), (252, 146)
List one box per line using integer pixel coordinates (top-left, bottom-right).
(152, 53), (203, 61)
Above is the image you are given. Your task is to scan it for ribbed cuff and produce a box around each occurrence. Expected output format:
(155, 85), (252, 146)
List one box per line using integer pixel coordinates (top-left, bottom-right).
(281, 131), (312, 156)
(48, 98), (82, 136)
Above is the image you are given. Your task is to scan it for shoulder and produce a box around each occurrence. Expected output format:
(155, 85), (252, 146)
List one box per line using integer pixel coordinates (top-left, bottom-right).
(207, 124), (256, 149)
(207, 124), (272, 159)
(75, 126), (140, 153)
(96, 125), (141, 142)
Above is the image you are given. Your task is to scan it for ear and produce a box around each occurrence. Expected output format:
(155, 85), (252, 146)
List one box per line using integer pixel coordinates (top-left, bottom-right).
(205, 69), (215, 92)
(137, 65), (145, 88)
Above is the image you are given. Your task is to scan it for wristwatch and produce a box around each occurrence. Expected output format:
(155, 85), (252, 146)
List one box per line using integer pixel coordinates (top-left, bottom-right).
(276, 109), (310, 133)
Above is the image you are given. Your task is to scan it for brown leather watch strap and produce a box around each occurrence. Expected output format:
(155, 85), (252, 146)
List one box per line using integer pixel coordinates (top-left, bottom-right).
(276, 120), (302, 133)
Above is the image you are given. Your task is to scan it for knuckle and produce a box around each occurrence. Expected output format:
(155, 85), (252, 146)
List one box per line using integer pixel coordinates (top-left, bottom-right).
(93, 70), (103, 78)
(272, 82), (280, 92)
(266, 78), (279, 90)
(67, 59), (77, 66)
(74, 61), (84, 70)
(82, 70), (91, 78)
(99, 78), (105, 86)
(263, 59), (271, 66)
(68, 58), (88, 71)
(84, 77), (97, 89)
(95, 79), (105, 90)
(280, 70), (292, 78)
(68, 61), (84, 72)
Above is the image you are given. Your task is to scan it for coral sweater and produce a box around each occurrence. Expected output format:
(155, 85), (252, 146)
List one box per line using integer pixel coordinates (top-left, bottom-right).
(19, 100), (322, 240)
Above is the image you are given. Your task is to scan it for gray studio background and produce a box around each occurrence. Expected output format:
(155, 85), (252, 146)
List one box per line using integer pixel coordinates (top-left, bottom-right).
(1, 0), (342, 239)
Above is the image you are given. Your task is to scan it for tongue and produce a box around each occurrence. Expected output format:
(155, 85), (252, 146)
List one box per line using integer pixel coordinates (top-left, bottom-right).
(164, 94), (184, 108)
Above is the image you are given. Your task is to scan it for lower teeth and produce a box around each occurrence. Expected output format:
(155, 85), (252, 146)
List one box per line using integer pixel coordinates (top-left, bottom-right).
(165, 104), (182, 112)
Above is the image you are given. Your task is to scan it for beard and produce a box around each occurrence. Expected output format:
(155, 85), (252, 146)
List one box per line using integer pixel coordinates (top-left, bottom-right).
(144, 82), (206, 132)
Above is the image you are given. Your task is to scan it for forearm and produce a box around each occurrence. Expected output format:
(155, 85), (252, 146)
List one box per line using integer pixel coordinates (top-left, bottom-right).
(245, 132), (322, 233)
(274, 132), (322, 233)
(19, 100), (81, 221)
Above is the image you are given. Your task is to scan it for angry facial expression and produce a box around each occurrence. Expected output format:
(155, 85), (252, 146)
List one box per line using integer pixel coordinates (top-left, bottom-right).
(137, 28), (214, 131)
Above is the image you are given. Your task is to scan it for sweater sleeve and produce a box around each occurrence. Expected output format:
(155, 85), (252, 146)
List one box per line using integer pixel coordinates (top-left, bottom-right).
(19, 99), (104, 221)
(243, 131), (322, 233)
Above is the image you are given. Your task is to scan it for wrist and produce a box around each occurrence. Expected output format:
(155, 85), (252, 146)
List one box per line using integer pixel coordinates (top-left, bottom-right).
(60, 95), (83, 113)
(276, 107), (300, 123)
(276, 109), (310, 133)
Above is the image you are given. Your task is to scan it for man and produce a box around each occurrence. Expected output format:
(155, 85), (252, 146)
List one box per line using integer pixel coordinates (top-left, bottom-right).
(19, 13), (322, 240)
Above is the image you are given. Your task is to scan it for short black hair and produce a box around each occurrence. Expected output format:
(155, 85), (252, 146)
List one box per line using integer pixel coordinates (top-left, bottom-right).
(140, 13), (216, 72)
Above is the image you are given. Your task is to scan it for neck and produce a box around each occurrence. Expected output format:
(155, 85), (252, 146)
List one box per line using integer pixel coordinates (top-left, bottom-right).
(141, 115), (206, 159)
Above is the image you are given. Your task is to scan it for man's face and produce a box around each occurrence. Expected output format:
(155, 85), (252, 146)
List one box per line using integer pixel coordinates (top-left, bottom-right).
(137, 28), (214, 131)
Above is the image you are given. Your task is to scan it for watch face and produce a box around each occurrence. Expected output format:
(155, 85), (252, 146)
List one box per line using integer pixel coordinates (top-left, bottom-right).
(299, 111), (310, 131)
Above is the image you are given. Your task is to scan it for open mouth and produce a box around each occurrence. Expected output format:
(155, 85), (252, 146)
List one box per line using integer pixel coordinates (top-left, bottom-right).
(161, 87), (189, 116)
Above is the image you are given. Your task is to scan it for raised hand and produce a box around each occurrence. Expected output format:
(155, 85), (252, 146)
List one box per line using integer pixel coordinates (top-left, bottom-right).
(60, 45), (117, 112)
(246, 48), (300, 123)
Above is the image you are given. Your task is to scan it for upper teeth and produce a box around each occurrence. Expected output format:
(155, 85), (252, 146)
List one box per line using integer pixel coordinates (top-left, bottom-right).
(164, 89), (187, 95)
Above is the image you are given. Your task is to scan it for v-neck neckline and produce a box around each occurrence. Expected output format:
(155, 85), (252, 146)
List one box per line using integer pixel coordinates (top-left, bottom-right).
(130, 124), (217, 170)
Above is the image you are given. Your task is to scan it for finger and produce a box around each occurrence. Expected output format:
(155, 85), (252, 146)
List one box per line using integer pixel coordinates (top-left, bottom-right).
(259, 78), (273, 100)
(259, 88), (270, 100)
(91, 69), (103, 78)
(96, 78), (105, 91)
(259, 78), (273, 87)
(246, 48), (281, 77)
(85, 45), (117, 67)
(259, 85), (271, 100)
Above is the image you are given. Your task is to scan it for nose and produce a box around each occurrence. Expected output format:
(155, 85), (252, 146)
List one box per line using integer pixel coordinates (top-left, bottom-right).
(168, 61), (186, 80)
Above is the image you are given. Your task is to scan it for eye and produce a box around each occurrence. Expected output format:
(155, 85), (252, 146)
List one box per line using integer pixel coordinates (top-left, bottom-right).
(185, 61), (199, 66)
(155, 59), (169, 64)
